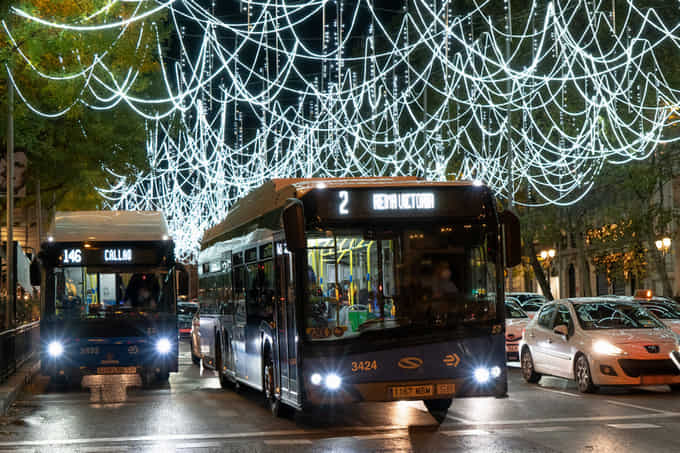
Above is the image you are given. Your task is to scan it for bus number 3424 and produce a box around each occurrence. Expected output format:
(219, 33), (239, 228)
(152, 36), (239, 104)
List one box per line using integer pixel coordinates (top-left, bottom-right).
(352, 360), (378, 372)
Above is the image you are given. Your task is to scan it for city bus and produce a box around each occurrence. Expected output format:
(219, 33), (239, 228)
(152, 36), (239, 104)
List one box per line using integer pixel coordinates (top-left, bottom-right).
(38, 211), (179, 386)
(199, 177), (520, 422)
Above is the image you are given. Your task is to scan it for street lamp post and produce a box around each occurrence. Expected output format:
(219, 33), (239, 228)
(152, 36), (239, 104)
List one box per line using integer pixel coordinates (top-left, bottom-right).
(655, 237), (672, 256)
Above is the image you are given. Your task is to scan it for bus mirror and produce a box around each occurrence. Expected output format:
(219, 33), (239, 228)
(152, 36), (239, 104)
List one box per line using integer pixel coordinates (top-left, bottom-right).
(500, 210), (521, 267)
(30, 259), (41, 287)
(282, 200), (305, 250)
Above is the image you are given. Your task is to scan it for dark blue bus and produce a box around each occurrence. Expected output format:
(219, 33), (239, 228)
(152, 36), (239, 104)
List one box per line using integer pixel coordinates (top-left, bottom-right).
(39, 211), (178, 386)
(199, 177), (520, 422)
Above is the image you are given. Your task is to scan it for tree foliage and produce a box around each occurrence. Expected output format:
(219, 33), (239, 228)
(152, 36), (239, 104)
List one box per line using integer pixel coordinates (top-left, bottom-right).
(0, 0), (168, 211)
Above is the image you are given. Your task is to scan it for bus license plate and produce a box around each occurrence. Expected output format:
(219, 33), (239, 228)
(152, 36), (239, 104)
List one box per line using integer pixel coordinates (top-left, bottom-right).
(97, 367), (137, 375)
(391, 385), (434, 399)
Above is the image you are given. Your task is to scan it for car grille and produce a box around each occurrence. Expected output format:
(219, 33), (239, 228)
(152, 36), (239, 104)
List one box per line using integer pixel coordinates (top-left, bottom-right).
(618, 359), (680, 377)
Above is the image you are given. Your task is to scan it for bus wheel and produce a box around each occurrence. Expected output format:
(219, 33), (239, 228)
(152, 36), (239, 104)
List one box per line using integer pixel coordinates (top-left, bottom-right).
(424, 398), (452, 424)
(156, 369), (170, 382)
(263, 353), (282, 417)
(215, 336), (232, 389)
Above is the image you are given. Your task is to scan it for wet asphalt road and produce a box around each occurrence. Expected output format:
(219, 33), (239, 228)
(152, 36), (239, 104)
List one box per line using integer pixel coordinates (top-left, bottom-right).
(1, 342), (680, 452)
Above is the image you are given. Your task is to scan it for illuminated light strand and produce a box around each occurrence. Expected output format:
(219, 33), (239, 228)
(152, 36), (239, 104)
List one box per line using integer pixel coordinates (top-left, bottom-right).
(6, 0), (680, 259)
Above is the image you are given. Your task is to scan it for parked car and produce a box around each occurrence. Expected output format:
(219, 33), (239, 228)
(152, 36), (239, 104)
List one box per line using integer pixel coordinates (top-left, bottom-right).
(505, 300), (530, 361)
(190, 301), (221, 367)
(520, 297), (680, 393)
(634, 298), (680, 336)
(507, 292), (547, 319)
(177, 301), (199, 339)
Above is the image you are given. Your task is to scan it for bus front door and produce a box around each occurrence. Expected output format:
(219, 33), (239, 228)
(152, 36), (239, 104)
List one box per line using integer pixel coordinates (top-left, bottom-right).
(276, 242), (299, 406)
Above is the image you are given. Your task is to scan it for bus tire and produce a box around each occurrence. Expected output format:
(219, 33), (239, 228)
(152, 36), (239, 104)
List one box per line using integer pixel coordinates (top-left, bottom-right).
(263, 349), (282, 417)
(424, 398), (452, 424)
(215, 335), (232, 389)
(156, 369), (170, 382)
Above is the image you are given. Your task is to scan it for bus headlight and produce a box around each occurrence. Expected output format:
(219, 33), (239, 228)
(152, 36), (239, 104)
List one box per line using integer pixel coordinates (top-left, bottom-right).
(325, 373), (342, 390)
(474, 367), (490, 383)
(310, 373), (322, 386)
(48, 341), (64, 358)
(490, 366), (502, 378)
(156, 338), (171, 354)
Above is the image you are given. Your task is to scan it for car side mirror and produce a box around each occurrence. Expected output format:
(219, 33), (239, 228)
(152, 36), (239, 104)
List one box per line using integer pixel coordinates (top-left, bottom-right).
(553, 324), (569, 338)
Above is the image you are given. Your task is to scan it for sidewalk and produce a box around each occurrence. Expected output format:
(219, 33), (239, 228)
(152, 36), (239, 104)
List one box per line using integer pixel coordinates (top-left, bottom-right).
(0, 358), (39, 415)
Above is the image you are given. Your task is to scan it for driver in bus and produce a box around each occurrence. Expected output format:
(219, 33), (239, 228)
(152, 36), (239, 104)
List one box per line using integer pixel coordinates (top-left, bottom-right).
(432, 262), (459, 298)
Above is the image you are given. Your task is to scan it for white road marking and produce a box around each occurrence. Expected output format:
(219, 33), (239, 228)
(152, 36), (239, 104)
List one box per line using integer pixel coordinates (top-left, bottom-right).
(607, 423), (662, 430)
(80, 447), (128, 452)
(440, 429), (490, 437)
(450, 412), (680, 426)
(264, 440), (313, 445)
(605, 400), (672, 414)
(175, 441), (223, 449)
(526, 426), (574, 433)
(0, 430), (311, 447)
(536, 387), (581, 398)
(352, 433), (407, 440)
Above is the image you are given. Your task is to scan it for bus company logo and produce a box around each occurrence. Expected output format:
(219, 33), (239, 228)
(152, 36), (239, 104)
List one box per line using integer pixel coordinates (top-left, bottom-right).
(443, 354), (460, 367)
(398, 357), (423, 369)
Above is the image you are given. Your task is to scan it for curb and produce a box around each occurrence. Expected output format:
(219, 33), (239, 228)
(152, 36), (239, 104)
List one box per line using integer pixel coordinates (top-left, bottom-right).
(0, 358), (40, 416)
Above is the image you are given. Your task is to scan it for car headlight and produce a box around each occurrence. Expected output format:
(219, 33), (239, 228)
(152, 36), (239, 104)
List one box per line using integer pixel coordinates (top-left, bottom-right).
(156, 338), (172, 354)
(48, 341), (64, 357)
(593, 340), (625, 356)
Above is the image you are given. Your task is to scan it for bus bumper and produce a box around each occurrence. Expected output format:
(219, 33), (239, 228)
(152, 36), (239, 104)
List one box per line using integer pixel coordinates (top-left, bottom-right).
(304, 375), (506, 405)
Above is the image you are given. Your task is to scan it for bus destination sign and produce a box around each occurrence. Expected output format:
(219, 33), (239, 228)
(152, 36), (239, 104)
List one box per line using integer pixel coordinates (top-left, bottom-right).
(57, 245), (164, 267)
(333, 190), (436, 217)
(308, 186), (490, 221)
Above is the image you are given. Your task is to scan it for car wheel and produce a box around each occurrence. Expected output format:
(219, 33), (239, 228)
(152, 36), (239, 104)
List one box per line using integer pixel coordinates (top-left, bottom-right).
(669, 384), (680, 392)
(263, 351), (283, 417)
(575, 354), (598, 393)
(521, 348), (541, 383)
(424, 398), (452, 424)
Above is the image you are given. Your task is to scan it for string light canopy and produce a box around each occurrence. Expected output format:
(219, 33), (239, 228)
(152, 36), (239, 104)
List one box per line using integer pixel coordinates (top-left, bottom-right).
(6, 0), (680, 260)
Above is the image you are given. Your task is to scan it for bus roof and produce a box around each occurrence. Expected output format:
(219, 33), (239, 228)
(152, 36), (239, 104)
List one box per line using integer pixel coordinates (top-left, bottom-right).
(48, 211), (170, 243)
(202, 177), (484, 247)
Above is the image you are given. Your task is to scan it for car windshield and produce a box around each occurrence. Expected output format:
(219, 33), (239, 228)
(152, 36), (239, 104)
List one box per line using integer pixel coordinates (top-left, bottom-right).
(505, 301), (528, 319)
(178, 303), (198, 316)
(51, 267), (173, 320)
(641, 303), (680, 320)
(304, 224), (498, 341)
(574, 302), (665, 330)
(521, 297), (546, 312)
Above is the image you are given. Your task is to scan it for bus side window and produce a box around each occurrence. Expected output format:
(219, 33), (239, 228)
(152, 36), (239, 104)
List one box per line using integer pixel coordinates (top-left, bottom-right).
(260, 259), (275, 318)
(246, 263), (259, 313)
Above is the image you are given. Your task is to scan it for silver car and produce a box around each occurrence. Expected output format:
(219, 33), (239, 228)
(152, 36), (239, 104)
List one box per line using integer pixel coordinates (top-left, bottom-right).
(520, 297), (680, 393)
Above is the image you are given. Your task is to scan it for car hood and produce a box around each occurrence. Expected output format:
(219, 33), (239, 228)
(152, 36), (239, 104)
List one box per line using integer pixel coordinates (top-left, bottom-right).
(587, 328), (679, 345)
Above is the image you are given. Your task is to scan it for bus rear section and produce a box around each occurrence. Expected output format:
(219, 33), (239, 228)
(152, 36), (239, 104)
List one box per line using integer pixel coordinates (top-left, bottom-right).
(39, 211), (178, 386)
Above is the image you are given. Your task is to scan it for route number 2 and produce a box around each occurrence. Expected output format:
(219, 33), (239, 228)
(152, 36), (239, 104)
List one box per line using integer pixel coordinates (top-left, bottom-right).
(338, 190), (349, 215)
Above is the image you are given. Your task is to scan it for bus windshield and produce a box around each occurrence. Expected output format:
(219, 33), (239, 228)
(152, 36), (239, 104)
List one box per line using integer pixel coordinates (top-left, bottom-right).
(50, 267), (173, 320)
(305, 223), (498, 341)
